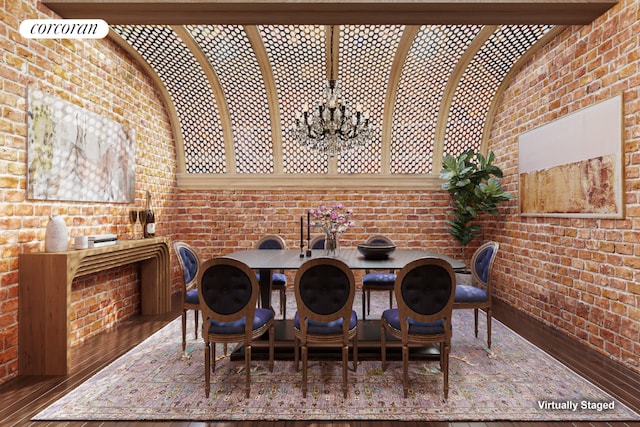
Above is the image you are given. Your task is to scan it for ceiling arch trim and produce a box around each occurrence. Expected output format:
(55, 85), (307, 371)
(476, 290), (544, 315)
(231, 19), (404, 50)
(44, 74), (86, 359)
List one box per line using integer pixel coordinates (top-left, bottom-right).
(381, 25), (421, 174)
(479, 25), (566, 153)
(175, 25), (236, 174)
(432, 25), (496, 168)
(245, 26), (284, 174)
(108, 28), (186, 171)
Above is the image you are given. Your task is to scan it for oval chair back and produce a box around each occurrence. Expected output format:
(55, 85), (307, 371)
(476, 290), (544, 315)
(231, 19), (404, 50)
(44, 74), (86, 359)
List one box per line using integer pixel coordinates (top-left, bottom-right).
(173, 241), (201, 352)
(381, 257), (456, 400)
(197, 257), (274, 398)
(454, 241), (499, 348)
(310, 235), (326, 249)
(293, 257), (357, 398)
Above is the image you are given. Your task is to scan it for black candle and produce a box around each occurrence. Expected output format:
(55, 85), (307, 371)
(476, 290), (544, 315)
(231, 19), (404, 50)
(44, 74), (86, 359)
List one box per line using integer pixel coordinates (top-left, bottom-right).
(307, 212), (310, 241)
(300, 217), (303, 247)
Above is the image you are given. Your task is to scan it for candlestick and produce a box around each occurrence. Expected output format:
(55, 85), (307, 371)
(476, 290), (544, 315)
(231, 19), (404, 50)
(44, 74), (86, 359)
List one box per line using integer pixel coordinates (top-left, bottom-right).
(300, 216), (305, 257)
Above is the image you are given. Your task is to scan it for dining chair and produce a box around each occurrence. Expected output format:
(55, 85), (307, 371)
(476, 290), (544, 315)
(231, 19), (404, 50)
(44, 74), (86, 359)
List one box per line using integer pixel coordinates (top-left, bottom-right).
(198, 257), (275, 398)
(381, 257), (456, 400)
(310, 235), (326, 249)
(293, 257), (358, 398)
(361, 234), (397, 320)
(255, 234), (288, 319)
(453, 241), (499, 348)
(173, 241), (201, 353)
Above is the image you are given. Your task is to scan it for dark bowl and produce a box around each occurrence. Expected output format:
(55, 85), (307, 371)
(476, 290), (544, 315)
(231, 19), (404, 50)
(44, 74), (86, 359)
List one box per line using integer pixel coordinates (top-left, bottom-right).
(357, 243), (397, 260)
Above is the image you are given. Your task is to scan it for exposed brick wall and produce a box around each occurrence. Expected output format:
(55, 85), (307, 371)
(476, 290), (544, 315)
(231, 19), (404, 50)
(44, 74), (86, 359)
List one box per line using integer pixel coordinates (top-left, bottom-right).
(486, 0), (640, 374)
(0, 0), (177, 383)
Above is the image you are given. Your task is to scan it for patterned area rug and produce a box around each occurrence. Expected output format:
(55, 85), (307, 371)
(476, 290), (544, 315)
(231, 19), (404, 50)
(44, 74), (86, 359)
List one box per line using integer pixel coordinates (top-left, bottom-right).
(35, 291), (639, 422)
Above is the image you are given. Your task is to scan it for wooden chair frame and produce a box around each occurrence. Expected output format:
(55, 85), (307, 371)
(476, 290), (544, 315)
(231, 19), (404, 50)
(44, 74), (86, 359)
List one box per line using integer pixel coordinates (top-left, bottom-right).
(293, 257), (358, 398)
(381, 257), (456, 400)
(173, 241), (201, 352)
(453, 241), (499, 348)
(197, 257), (274, 398)
(256, 234), (288, 319)
(361, 234), (396, 319)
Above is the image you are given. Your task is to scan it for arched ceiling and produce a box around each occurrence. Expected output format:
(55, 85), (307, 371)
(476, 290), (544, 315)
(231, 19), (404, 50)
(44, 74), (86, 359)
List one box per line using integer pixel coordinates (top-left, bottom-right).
(108, 24), (558, 188)
(43, 1), (617, 189)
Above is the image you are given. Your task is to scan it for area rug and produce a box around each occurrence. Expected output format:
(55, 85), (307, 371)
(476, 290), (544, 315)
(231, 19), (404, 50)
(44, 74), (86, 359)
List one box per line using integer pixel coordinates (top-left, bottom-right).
(35, 292), (639, 422)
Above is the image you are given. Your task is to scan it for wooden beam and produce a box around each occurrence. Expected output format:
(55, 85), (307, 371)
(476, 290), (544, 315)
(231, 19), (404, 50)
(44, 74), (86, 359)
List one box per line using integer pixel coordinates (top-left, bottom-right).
(41, 1), (617, 25)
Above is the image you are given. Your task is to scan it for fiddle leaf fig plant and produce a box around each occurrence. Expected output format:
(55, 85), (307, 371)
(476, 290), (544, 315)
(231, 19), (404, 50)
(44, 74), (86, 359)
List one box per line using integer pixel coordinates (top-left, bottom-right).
(440, 150), (512, 263)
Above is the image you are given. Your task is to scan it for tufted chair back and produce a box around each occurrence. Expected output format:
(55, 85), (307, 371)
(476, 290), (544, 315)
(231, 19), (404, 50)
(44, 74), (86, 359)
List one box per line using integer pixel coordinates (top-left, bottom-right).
(395, 257), (456, 332)
(296, 258), (355, 325)
(174, 241), (200, 290)
(198, 257), (259, 331)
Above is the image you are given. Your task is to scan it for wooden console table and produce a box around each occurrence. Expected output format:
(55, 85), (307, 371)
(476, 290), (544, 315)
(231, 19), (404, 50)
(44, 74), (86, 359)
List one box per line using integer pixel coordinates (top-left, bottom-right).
(18, 237), (171, 375)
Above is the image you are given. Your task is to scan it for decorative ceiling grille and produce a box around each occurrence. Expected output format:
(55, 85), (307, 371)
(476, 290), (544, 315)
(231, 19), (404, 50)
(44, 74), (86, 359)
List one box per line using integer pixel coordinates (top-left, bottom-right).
(390, 25), (482, 174)
(336, 25), (405, 174)
(443, 25), (554, 157)
(259, 25), (328, 174)
(111, 24), (556, 185)
(189, 25), (274, 174)
(112, 25), (227, 173)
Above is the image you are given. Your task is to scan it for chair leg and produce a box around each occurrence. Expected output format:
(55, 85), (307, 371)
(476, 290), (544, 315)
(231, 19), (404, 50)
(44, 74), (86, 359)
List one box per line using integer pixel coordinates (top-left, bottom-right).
(269, 325), (275, 371)
(204, 341), (211, 398)
(302, 344), (308, 397)
(388, 290), (393, 309)
(211, 340), (217, 371)
(294, 337), (299, 371)
(245, 344), (252, 398)
(474, 308), (479, 338)
(193, 309), (199, 340)
(361, 288), (366, 320)
(402, 343), (409, 398)
(380, 323), (387, 370)
(487, 308), (492, 348)
(442, 340), (450, 400)
(367, 290), (371, 316)
(181, 310), (187, 352)
(342, 344), (348, 398)
(281, 288), (286, 320)
(352, 334), (358, 371)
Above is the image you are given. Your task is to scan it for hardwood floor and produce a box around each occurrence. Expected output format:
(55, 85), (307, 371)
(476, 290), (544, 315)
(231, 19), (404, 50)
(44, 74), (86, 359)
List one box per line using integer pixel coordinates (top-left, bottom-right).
(0, 293), (637, 427)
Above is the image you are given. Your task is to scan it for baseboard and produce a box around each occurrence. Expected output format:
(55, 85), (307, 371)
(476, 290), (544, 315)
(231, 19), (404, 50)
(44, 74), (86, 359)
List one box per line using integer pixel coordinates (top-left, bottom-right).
(492, 298), (640, 414)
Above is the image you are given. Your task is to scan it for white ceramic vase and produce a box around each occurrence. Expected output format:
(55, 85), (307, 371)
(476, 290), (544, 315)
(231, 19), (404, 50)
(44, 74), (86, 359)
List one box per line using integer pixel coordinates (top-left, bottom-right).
(45, 214), (69, 252)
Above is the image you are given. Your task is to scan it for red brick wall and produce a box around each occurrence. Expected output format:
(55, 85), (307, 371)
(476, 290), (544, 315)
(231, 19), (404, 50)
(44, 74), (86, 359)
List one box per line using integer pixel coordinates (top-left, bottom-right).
(486, 0), (640, 374)
(0, 0), (177, 383)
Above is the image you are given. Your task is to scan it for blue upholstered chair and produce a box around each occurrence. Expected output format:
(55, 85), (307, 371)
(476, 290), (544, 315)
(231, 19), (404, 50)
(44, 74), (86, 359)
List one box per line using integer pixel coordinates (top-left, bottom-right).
(293, 257), (358, 398)
(198, 257), (274, 398)
(454, 241), (499, 348)
(173, 241), (201, 353)
(310, 235), (326, 249)
(381, 257), (456, 400)
(361, 235), (397, 320)
(256, 235), (288, 319)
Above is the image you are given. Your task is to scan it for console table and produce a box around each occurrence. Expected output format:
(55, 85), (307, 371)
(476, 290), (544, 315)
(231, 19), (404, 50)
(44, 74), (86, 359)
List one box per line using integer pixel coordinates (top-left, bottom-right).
(18, 237), (171, 375)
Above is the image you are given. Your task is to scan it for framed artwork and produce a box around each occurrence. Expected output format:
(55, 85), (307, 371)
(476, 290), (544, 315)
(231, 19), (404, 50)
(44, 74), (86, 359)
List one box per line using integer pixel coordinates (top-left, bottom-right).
(27, 87), (135, 203)
(518, 94), (624, 218)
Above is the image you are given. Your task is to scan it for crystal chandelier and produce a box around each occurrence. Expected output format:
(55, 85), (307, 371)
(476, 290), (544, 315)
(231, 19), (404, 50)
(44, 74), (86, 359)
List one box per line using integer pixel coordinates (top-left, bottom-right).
(292, 26), (373, 157)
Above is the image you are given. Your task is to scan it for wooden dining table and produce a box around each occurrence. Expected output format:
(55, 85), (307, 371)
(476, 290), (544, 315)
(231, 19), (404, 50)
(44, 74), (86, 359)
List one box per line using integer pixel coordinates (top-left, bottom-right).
(225, 248), (465, 360)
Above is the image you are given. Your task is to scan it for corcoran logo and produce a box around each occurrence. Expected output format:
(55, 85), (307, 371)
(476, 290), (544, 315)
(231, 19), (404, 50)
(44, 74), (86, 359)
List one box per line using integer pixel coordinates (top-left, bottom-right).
(20, 19), (109, 39)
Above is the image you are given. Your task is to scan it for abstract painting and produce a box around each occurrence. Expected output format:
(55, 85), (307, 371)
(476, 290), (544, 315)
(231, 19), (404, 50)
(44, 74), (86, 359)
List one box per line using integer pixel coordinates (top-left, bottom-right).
(27, 87), (135, 203)
(518, 95), (624, 218)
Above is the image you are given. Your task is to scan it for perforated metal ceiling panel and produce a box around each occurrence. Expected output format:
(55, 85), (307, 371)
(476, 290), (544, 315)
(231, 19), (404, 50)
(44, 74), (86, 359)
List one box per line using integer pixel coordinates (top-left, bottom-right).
(111, 24), (555, 186)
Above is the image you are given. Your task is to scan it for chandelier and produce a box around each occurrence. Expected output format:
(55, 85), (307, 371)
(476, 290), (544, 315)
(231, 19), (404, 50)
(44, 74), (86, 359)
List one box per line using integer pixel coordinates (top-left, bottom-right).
(292, 26), (373, 157)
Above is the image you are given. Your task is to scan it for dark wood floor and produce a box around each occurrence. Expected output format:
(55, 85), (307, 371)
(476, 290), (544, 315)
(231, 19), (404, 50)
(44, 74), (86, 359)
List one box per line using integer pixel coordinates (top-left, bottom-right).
(0, 293), (638, 427)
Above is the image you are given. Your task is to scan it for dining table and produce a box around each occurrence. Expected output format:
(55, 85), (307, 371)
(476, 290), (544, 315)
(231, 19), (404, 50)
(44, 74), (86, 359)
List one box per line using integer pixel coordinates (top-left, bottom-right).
(225, 248), (465, 361)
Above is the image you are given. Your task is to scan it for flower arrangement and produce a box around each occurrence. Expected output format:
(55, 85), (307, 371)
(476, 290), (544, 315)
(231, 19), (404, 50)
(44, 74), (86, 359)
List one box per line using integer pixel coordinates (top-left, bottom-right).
(309, 203), (354, 254)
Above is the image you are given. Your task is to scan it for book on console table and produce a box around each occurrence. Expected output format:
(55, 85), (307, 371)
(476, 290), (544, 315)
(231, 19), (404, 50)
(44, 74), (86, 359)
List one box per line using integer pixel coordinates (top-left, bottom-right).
(88, 234), (118, 248)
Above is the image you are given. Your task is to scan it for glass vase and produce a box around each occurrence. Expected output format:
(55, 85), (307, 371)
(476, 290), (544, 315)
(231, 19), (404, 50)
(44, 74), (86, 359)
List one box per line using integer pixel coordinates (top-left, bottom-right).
(325, 232), (338, 256)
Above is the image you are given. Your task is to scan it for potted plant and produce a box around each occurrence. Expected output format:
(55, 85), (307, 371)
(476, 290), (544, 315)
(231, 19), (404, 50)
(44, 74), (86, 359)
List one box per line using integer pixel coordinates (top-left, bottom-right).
(439, 149), (512, 269)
